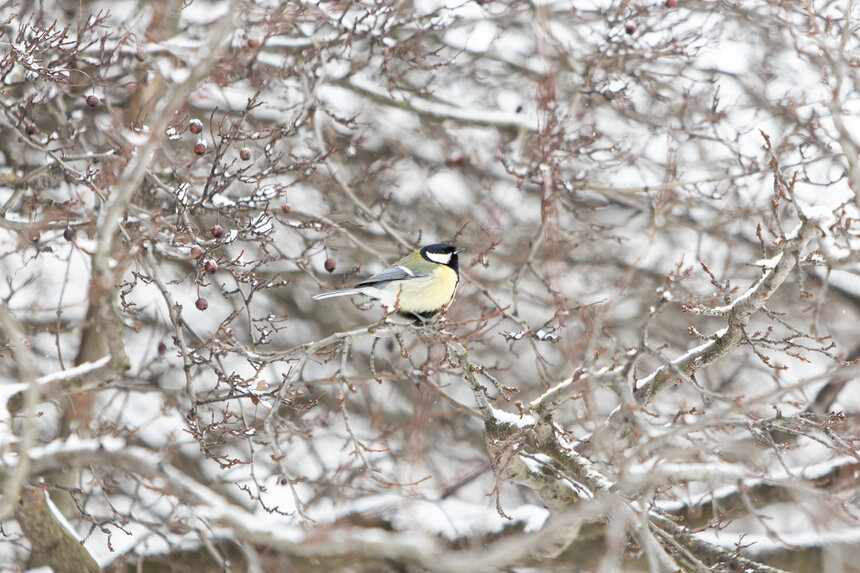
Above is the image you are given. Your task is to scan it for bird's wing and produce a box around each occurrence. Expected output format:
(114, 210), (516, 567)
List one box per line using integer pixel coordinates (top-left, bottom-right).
(356, 264), (429, 286)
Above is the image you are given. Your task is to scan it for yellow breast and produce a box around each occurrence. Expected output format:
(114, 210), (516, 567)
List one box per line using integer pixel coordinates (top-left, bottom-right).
(394, 266), (459, 314)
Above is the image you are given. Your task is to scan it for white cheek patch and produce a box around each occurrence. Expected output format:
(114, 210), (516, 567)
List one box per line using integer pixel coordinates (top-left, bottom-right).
(426, 251), (452, 264)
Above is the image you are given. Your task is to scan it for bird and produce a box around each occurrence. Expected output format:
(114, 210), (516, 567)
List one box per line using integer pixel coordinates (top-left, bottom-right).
(313, 243), (464, 321)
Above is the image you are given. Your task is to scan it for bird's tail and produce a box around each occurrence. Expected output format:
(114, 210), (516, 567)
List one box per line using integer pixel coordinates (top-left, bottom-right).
(312, 288), (364, 301)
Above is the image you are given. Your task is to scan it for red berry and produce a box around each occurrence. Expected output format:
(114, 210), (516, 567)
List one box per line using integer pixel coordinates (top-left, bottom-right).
(85, 94), (100, 107)
(625, 23), (636, 34)
(194, 141), (206, 156)
(665, 0), (677, 6)
(63, 227), (75, 241)
(28, 228), (40, 242)
(190, 246), (203, 259)
(445, 155), (467, 167)
(189, 119), (203, 134)
(211, 225), (223, 238)
(324, 258), (336, 273)
(25, 123), (37, 135)
(515, 104), (523, 113)
(239, 147), (251, 160)
(157, 342), (167, 355)
(204, 260), (218, 274)
(195, 297), (209, 311)
(247, 38), (261, 48)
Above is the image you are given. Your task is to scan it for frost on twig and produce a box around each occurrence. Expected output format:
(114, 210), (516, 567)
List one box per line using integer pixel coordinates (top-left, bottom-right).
(634, 220), (819, 403)
(529, 217), (821, 418)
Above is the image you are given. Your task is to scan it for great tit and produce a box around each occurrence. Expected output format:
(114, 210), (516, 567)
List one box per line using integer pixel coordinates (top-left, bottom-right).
(313, 243), (464, 321)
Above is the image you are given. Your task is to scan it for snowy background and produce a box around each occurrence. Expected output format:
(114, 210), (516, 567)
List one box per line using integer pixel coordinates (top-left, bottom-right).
(1, 0), (859, 571)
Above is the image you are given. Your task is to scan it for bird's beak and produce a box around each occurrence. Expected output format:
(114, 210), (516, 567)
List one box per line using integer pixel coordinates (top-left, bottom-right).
(454, 248), (465, 254)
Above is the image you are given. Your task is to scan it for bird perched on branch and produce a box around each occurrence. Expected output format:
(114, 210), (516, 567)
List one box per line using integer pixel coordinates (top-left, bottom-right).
(313, 243), (463, 321)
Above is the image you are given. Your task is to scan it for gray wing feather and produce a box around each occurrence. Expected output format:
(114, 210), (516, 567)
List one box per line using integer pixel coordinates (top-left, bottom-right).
(356, 265), (428, 286)
(313, 265), (428, 301)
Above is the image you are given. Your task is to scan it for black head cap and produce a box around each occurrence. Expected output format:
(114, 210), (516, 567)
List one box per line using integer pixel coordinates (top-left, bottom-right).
(420, 243), (463, 273)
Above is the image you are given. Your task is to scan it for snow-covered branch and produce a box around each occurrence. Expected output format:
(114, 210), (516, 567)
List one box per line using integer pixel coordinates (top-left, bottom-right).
(634, 219), (820, 403)
(527, 218), (819, 419)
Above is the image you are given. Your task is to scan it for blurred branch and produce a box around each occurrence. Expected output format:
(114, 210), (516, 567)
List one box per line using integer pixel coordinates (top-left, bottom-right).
(481, 403), (789, 571)
(344, 75), (537, 132)
(13, 487), (101, 573)
(661, 455), (860, 530)
(0, 304), (39, 520)
(0, 308), (102, 571)
(5, 438), (591, 572)
(3, 355), (112, 415)
(311, 105), (414, 252)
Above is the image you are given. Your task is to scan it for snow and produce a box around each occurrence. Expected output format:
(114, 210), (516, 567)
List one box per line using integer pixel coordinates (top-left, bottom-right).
(33, 436), (126, 459)
(492, 407), (535, 428)
(445, 20), (498, 53)
(695, 37), (751, 76)
(191, 84), (292, 122)
(393, 498), (549, 539)
(696, 527), (860, 555)
(155, 58), (191, 84)
(633, 333), (721, 391)
(45, 490), (81, 541)
(178, 0), (230, 25)
(35, 356), (112, 387)
(427, 171), (473, 211)
(750, 253), (784, 269)
(799, 197), (850, 223)
(626, 460), (750, 486)
(823, 269), (860, 298)
(707, 263), (773, 314)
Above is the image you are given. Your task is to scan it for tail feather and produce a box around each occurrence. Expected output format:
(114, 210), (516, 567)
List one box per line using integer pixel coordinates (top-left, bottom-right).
(312, 288), (364, 301)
